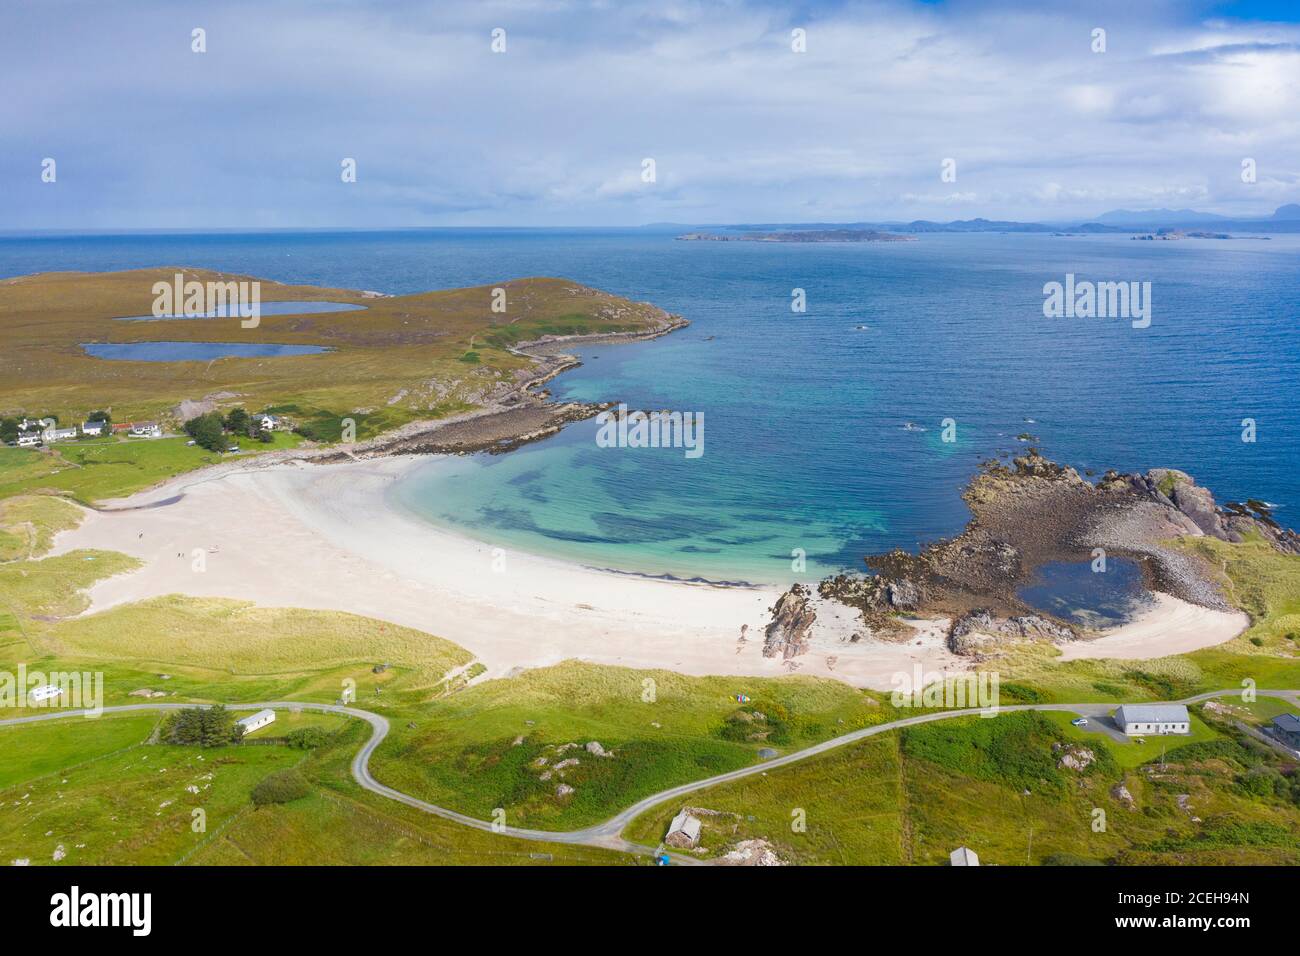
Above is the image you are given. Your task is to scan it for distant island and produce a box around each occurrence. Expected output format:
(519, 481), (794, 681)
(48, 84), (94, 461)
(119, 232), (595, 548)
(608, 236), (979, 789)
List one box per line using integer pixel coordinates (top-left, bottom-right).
(677, 229), (916, 243)
(664, 204), (1300, 238)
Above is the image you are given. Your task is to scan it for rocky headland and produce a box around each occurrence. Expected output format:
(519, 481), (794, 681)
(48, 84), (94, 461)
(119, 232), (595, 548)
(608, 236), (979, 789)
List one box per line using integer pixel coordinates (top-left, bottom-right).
(804, 450), (1295, 658)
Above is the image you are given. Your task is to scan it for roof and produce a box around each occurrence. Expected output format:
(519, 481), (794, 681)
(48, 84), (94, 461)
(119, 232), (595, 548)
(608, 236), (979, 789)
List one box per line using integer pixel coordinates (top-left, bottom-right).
(1273, 713), (1300, 733)
(667, 811), (701, 841)
(237, 708), (276, 727)
(950, 846), (979, 866)
(1115, 704), (1189, 725)
(131, 421), (159, 428)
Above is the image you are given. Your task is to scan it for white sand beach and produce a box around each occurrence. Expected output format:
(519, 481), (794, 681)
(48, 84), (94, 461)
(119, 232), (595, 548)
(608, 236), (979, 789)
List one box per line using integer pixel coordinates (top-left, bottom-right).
(51, 456), (1251, 690)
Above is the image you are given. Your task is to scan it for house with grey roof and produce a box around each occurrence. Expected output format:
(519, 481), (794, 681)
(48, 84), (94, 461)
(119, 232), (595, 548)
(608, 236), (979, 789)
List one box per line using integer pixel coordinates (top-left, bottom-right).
(236, 708), (276, 735)
(664, 810), (702, 848)
(1114, 704), (1190, 736)
(1270, 713), (1300, 751)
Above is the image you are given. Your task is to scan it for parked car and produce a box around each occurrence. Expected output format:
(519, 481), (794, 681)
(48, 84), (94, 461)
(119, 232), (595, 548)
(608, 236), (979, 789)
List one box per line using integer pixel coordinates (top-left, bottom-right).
(1070, 717), (1089, 727)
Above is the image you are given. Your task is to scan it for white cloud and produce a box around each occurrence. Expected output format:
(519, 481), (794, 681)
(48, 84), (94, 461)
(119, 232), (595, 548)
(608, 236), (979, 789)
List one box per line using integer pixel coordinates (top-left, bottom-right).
(1, 0), (1297, 227)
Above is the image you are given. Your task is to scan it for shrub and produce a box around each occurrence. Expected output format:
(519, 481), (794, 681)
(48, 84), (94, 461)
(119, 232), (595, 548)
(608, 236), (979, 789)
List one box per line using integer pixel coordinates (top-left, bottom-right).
(1042, 852), (1105, 866)
(251, 769), (311, 806)
(284, 727), (330, 749)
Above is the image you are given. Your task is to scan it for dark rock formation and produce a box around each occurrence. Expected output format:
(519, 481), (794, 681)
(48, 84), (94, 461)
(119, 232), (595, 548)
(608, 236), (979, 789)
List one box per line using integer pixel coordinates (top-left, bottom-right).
(763, 584), (817, 659)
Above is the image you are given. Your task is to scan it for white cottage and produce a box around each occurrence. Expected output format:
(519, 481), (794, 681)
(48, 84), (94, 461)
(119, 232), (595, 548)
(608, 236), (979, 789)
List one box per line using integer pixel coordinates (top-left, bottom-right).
(236, 709), (276, 735)
(1114, 704), (1190, 736)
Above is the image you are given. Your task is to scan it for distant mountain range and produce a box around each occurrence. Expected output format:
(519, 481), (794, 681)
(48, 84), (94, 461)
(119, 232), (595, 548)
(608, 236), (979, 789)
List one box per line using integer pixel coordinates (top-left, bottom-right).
(656, 205), (1300, 236)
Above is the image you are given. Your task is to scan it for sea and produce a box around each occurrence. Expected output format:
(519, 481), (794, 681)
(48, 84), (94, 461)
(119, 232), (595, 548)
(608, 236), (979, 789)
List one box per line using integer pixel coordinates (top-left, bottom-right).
(3, 228), (1297, 585)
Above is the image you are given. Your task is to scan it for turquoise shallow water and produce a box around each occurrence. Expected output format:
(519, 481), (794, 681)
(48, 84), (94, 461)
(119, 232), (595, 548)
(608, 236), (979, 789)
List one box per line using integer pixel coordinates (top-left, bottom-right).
(5, 229), (1298, 584)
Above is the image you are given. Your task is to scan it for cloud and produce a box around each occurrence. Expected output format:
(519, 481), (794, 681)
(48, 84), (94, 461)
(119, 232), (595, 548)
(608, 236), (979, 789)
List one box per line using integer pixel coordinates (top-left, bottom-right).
(1, 0), (1298, 227)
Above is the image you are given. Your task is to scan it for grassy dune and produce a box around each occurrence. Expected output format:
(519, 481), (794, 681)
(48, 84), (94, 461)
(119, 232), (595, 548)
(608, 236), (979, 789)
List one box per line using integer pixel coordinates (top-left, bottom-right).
(43, 596), (473, 703)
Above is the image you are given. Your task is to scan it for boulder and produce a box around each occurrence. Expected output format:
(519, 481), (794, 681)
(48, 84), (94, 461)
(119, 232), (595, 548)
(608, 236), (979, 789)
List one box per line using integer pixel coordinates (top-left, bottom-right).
(763, 584), (817, 659)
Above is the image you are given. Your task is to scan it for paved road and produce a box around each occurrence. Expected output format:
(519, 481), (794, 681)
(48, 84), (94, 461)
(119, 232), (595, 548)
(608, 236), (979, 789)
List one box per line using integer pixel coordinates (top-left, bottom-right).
(3, 688), (1295, 862)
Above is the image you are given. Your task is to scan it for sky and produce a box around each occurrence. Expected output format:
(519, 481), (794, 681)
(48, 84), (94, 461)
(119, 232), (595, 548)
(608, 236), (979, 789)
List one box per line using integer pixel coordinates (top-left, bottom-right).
(3, 0), (1298, 229)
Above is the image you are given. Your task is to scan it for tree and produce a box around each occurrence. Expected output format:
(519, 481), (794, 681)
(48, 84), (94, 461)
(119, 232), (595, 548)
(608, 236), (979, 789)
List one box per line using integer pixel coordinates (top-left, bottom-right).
(224, 407), (250, 436)
(184, 412), (226, 452)
(86, 410), (111, 424)
(0, 418), (17, 444)
(160, 704), (243, 747)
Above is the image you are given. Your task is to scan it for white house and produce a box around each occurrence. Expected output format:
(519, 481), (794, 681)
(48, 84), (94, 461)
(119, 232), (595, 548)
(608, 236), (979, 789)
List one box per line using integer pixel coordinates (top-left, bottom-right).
(255, 413), (280, 431)
(16, 432), (42, 447)
(81, 420), (107, 436)
(45, 426), (78, 442)
(950, 846), (980, 867)
(1114, 704), (1190, 736)
(28, 684), (64, 703)
(664, 810), (702, 848)
(236, 709), (276, 735)
(128, 421), (162, 438)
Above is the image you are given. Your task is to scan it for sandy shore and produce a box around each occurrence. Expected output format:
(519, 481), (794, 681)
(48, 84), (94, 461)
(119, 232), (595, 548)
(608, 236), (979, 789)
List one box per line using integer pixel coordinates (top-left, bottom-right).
(1055, 592), (1248, 661)
(50, 457), (1250, 690)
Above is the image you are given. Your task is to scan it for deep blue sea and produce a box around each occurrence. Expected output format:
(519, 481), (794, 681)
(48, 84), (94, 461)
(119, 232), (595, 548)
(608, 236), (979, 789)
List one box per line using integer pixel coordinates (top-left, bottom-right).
(4, 228), (1297, 584)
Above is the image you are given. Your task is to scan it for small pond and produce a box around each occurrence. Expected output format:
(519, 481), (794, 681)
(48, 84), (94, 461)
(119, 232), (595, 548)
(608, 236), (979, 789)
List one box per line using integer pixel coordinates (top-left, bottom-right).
(1016, 556), (1154, 628)
(82, 342), (330, 361)
(114, 301), (366, 321)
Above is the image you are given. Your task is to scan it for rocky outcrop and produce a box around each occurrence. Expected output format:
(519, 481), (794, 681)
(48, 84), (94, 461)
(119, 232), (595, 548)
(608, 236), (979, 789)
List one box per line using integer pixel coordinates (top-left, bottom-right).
(718, 839), (784, 866)
(948, 609), (1075, 656)
(1053, 742), (1095, 771)
(1111, 782), (1136, 808)
(763, 584), (817, 659)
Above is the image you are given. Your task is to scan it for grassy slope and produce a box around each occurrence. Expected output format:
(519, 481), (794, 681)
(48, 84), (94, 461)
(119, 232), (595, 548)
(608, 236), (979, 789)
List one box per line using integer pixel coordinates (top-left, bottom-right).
(368, 661), (892, 830)
(0, 432), (301, 505)
(628, 704), (1300, 865)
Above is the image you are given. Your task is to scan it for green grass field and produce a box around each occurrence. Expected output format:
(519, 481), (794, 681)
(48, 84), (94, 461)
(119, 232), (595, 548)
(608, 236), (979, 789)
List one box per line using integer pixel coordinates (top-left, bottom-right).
(0, 712), (632, 866)
(0, 433), (301, 505)
(366, 661), (893, 830)
(628, 702), (1300, 865)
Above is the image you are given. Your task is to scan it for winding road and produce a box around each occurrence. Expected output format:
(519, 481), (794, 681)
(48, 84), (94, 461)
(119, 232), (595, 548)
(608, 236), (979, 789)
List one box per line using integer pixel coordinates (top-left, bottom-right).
(3, 688), (1295, 863)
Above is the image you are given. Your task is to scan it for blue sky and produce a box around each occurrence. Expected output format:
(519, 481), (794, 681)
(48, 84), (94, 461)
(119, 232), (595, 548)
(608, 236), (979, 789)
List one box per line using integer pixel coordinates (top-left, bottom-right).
(3, 0), (1297, 228)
